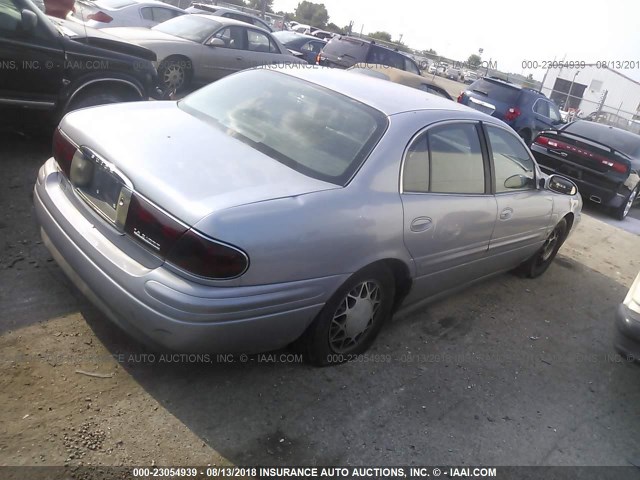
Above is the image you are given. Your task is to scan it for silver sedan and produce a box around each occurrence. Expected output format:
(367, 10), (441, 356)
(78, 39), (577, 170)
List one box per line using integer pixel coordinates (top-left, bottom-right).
(104, 15), (306, 91)
(34, 66), (582, 365)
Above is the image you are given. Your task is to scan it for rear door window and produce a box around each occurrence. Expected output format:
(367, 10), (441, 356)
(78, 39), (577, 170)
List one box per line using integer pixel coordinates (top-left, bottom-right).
(405, 123), (486, 194)
(367, 45), (404, 69)
(534, 99), (549, 117)
(404, 56), (420, 75)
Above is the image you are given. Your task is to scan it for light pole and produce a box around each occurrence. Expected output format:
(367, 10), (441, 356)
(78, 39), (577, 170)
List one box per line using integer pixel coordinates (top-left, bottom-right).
(565, 70), (580, 111)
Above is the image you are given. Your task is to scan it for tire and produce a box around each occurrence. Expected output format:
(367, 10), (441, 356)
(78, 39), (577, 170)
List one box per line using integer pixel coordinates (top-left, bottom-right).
(516, 218), (568, 278)
(67, 92), (126, 113)
(297, 264), (395, 366)
(612, 186), (638, 221)
(158, 57), (192, 93)
(518, 129), (532, 146)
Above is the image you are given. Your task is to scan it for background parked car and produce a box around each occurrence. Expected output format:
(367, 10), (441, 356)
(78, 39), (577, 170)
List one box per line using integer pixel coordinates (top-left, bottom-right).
(71, 0), (185, 28)
(348, 63), (452, 100)
(531, 120), (640, 219)
(462, 70), (478, 84)
(615, 270), (640, 361)
(105, 15), (305, 91)
(445, 67), (461, 81)
(0, 0), (159, 131)
(318, 35), (422, 74)
(273, 30), (325, 64)
(185, 4), (272, 32)
(311, 29), (333, 40)
(458, 76), (565, 145)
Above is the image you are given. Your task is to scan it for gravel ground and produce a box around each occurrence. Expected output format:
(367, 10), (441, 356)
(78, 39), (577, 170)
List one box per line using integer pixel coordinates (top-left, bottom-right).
(1, 130), (640, 471)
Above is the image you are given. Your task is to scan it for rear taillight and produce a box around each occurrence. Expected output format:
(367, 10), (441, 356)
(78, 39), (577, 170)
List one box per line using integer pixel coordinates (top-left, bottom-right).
(167, 230), (248, 279)
(124, 193), (248, 279)
(457, 92), (464, 103)
(534, 135), (629, 174)
(605, 160), (629, 174)
(315, 54), (321, 64)
(52, 128), (77, 177)
(504, 107), (521, 122)
(87, 11), (113, 22)
(124, 194), (187, 257)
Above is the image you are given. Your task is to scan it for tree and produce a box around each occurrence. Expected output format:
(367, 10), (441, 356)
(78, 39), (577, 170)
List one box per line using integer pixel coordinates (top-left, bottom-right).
(294, 1), (329, 28)
(368, 30), (392, 42)
(325, 22), (344, 34)
(423, 48), (437, 56)
(467, 54), (481, 67)
(246, 0), (273, 12)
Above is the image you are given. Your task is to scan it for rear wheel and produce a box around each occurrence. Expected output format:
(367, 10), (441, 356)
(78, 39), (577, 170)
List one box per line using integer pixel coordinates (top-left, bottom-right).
(613, 186), (638, 220)
(516, 218), (568, 278)
(297, 264), (395, 366)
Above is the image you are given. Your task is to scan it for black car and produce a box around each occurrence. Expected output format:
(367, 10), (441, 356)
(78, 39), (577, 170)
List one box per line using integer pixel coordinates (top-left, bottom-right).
(0, 0), (159, 131)
(272, 30), (325, 65)
(317, 35), (422, 75)
(531, 120), (640, 220)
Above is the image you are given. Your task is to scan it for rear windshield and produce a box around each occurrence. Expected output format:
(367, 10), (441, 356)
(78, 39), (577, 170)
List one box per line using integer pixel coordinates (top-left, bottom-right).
(564, 121), (640, 158)
(322, 36), (368, 61)
(179, 69), (388, 186)
(468, 78), (520, 104)
(152, 15), (221, 43)
(272, 31), (305, 46)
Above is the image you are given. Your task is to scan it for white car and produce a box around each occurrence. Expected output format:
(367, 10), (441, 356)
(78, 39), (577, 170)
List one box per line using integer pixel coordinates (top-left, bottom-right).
(71, 0), (186, 28)
(615, 271), (640, 360)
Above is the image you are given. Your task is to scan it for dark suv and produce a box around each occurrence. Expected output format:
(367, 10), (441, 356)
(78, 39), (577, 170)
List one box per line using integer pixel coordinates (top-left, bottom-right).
(317, 35), (421, 75)
(457, 77), (564, 145)
(0, 0), (159, 130)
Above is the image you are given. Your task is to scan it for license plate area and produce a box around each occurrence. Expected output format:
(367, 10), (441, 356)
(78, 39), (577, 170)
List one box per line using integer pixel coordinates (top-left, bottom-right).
(468, 97), (495, 115)
(70, 147), (132, 231)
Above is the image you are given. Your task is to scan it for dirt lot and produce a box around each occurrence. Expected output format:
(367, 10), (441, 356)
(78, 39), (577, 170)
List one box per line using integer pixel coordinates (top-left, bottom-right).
(1, 131), (640, 471)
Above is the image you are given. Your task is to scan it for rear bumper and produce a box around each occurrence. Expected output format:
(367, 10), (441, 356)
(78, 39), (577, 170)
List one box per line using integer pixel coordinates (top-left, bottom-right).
(614, 303), (640, 360)
(34, 158), (345, 353)
(533, 148), (628, 208)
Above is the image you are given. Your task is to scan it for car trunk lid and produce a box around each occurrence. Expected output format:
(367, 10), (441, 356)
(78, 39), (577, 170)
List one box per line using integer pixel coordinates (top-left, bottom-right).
(58, 102), (340, 227)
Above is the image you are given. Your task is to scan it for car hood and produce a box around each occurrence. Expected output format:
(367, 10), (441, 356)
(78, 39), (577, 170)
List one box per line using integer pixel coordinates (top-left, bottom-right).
(59, 102), (339, 226)
(52, 19), (157, 61)
(101, 27), (191, 46)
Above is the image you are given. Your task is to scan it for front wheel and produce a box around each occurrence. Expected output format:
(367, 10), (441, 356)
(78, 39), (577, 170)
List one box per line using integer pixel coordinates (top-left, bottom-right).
(516, 218), (568, 278)
(158, 57), (192, 93)
(297, 264), (395, 366)
(613, 186), (638, 220)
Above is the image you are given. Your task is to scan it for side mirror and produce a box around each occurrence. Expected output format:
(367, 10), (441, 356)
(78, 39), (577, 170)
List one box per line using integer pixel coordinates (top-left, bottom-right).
(547, 174), (578, 195)
(206, 38), (225, 47)
(21, 9), (38, 33)
(504, 174), (531, 189)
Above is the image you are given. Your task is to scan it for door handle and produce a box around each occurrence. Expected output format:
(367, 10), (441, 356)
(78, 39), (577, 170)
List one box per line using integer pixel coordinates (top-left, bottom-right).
(499, 208), (513, 220)
(410, 216), (433, 232)
(235, 56), (243, 61)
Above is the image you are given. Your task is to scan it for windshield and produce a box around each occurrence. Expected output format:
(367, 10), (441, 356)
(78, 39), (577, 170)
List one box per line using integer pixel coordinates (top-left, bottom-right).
(152, 15), (221, 43)
(564, 121), (640, 158)
(469, 78), (520, 104)
(179, 69), (388, 185)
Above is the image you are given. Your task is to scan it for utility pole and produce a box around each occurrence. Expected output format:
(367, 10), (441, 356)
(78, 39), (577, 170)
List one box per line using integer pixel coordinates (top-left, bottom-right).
(565, 70), (580, 110)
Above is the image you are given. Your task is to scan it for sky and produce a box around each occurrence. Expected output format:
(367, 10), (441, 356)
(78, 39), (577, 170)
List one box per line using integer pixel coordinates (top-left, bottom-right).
(273, 0), (640, 81)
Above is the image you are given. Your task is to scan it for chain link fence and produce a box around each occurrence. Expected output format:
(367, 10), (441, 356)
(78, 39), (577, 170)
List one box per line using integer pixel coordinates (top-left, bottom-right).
(539, 85), (640, 134)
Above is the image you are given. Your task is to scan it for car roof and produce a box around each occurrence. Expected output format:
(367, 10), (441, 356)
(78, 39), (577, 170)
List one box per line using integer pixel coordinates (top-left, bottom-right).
(276, 66), (477, 116)
(190, 13), (268, 29)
